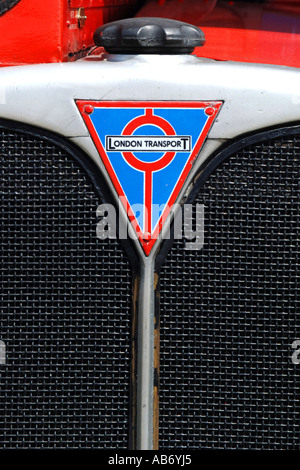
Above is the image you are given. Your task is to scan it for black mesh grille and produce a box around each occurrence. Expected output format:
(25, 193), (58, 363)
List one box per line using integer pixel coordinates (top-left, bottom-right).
(0, 0), (22, 17)
(0, 126), (132, 448)
(159, 135), (300, 449)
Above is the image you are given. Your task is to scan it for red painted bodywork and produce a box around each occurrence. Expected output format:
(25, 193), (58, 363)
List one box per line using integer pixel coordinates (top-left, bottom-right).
(0, 0), (139, 66)
(137, 0), (300, 68)
(1, 0), (300, 68)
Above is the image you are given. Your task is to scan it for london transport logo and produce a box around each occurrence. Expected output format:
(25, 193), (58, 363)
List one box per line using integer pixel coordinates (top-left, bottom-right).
(77, 100), (222, 255)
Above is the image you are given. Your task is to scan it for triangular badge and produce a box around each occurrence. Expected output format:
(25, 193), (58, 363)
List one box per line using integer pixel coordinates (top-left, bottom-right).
(77, 100), (222, 255)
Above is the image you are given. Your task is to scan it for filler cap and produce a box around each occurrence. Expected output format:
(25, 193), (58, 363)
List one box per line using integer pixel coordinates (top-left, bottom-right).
(94, 17), (205, 55)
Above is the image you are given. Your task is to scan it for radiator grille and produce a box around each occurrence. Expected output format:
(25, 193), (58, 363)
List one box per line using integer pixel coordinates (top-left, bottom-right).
(0, 0), (22, 16)
(0, 126), (132, 448)
(159, 135), (300, 449)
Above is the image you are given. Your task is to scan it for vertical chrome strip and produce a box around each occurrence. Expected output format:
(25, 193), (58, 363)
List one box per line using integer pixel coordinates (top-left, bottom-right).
(136, 257), (155, 450)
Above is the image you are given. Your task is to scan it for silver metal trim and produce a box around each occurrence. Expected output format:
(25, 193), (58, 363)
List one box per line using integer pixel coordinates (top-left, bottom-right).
(1, 56), (300, 139)
(136, 256), (155, 450)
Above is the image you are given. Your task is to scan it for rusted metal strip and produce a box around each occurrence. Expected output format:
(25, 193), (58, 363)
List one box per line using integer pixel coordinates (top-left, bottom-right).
(153, 272), (160, 450)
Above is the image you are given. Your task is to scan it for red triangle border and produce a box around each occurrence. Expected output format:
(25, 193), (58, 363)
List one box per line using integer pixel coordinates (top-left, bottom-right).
(76, 100), (223, 256)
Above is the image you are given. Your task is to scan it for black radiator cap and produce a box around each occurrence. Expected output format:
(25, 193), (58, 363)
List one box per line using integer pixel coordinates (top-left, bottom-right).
(94, 17), (205, 55)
